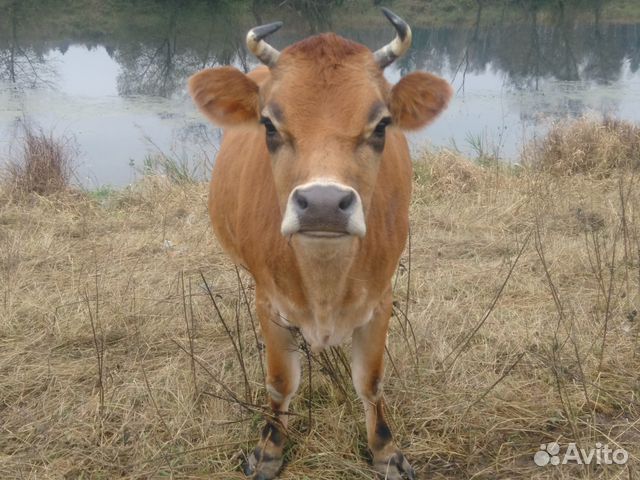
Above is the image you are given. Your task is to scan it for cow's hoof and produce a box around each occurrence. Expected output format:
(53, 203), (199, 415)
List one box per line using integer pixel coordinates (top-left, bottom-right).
(373, 450), (416, 480)
(242, 447), (283, 480)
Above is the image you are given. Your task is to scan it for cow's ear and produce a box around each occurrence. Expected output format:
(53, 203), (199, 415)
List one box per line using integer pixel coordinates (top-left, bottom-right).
(188, 67), (260, 126)
(390, 72), (452, 130)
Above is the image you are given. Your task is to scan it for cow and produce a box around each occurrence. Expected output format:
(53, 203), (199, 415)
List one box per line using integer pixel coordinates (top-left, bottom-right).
(188, 8), (451, 479)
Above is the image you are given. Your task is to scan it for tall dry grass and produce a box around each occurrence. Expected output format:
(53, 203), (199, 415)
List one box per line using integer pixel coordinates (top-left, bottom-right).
(3, 122), (76, 195)
(0, 118), (639, 479)
(526, 116), (640, 177)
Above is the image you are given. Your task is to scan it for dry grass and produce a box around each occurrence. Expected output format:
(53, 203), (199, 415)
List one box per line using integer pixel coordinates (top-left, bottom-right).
(526, 116), (640, 177)
(3, 122), (76, 196)
(1, 133), (640, 478)
(413, 148), (487, 197)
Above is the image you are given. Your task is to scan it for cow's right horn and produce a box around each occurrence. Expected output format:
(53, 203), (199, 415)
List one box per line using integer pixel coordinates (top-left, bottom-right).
(246, 21), (283, 68)
(373, 8), (412, 69)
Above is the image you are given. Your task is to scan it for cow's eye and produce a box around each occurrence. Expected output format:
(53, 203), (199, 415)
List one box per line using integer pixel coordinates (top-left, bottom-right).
(373, 117), (391, 137)
(260, 116), (277, 136)
(260, 116), (282, 152)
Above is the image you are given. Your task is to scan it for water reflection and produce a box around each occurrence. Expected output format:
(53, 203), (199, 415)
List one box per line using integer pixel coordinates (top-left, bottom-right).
(1, 0), (640, 185)
(4, 0), (639, 97)
(0, 0), (55, 89)
(112, 2), (250, 97)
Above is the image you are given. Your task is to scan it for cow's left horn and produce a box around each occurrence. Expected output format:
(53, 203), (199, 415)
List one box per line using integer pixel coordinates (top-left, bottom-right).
(246, 21), (283, 68)
(373, 8), (412, 69)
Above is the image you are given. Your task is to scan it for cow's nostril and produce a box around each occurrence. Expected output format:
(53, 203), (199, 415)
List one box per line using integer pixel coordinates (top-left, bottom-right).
(339, 191), (355, 211)
(293, 191), (308, 210)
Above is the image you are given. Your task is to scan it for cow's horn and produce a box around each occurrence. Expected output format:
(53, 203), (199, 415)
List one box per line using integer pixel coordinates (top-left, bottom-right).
(246, 21), (283, 68)
(374, 8), (412, 69)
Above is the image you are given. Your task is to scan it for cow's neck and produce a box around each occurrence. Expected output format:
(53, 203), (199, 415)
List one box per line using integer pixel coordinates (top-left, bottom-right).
(292, 236), (359, 312)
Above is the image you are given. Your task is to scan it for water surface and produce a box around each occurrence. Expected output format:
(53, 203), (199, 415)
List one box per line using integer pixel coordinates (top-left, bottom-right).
(1, 0), (639, 186)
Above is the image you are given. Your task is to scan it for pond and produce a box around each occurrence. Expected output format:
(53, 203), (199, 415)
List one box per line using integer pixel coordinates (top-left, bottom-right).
(1, 0), (640, 187)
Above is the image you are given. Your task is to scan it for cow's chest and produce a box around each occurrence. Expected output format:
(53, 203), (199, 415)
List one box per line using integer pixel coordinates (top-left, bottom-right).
(269, 286), (376, 352)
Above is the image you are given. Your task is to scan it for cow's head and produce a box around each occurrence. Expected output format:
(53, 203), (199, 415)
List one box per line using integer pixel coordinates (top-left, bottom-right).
(189, 9), (451, 241)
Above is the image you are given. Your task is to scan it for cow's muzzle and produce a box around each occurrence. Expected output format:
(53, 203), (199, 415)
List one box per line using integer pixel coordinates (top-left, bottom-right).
(281, 182), (366, 238)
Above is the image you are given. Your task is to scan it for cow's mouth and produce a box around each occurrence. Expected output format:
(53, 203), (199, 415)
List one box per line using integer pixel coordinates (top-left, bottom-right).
(298, 230), (350, 239)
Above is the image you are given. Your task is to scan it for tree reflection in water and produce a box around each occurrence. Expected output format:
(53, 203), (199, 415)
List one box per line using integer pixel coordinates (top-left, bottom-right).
(0, 0), (56, 89)
(0, 0), (638, 98)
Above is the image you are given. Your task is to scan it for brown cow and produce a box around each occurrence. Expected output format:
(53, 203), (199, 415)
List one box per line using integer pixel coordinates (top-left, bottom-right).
(189, 8), (451, 479)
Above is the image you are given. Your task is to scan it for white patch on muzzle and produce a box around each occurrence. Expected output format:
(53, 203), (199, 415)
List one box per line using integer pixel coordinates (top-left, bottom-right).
(280, 178), (366, 238)
(280, 206), (300, 236)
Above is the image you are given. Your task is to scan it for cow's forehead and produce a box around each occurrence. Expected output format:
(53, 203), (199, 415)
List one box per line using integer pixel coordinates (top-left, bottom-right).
(262, 36), (388, 137)
(268, 83), (385, 142)
(269, 66), (383, 112)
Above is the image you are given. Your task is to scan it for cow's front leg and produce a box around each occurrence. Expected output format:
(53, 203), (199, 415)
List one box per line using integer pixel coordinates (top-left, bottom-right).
(244, 297), (301, 480)
(351, 297), (415, 480)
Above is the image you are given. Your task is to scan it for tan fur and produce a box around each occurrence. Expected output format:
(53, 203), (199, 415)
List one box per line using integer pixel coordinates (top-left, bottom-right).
(188, 66), (260, 126)
(391, 71), (454, 130)
(189, 33), (451, 478)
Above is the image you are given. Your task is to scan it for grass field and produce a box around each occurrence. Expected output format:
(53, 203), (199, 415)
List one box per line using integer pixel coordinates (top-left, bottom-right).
(1, 119), (639, 479)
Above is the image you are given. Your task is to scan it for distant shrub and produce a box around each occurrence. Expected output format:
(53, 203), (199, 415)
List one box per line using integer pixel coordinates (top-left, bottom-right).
(414, 149), (485, 197)
(4, 122), (76, 195)
(527, 116), (640, 176)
